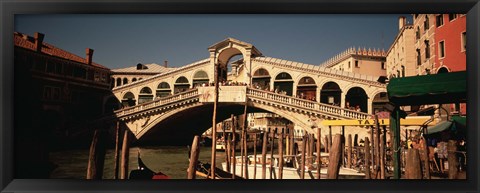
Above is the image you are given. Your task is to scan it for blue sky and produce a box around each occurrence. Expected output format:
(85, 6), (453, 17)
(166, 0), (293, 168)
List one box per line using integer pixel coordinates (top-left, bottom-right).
(15, 14), (412, 69)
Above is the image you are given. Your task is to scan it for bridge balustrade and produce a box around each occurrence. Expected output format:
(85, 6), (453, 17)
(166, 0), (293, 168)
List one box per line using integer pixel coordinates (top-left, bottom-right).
(246, 88), (370, 120)
(115, 88), (199, 117)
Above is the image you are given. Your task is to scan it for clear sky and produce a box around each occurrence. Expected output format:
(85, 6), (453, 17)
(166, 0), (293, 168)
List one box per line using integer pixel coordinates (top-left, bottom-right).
(15, 14), (412, 69)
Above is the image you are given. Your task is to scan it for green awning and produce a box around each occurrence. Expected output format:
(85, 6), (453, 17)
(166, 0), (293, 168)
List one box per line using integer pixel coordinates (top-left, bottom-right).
(387, 71), (467, 106)
(425, 115), (466, 135)
(425, 121), (452, 134)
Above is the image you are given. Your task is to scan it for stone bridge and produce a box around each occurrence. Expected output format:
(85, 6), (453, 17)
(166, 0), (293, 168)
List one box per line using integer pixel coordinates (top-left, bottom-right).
(111, 38), (387, 143)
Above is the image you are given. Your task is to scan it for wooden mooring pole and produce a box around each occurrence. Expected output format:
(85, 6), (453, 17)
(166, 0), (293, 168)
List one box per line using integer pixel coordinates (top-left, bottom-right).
(380, 134), (385, 179)
(421, 137), (430, 179)
(210, 63), (219, 180)
(300, 135), (307, 179)
(231, 115), (236, 179)
(447, 140), (458, 179)
(278, 129), (284, 179)
(347, 134), (352, 168)
(316, 127), (321, 179)
(327, 134), (342, 179)
(86, 129), (107, 179)
(406, 148), (422, 179)
(113, 122), (120, 179)
(253, 133), (257, 179)
(120, 130), (130, 179)
(269, 128), (276, 179)
(364, 137), (371, 179)
(261, 130), (268, 179)
(187, 136), (200, 179)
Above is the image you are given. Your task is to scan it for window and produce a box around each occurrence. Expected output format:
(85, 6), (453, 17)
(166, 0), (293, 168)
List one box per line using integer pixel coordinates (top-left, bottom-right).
(425, 40), (430, 59)
(355, 60), (359, 68)
(436, 15), (444, 27)
(416, 49), (421, 66)
(439, 41), (445, 58)
(401, 65), (405, 77)
(448, 14), (457, 21)
(381, 62), (385, 70)
(416, 27), (420, 40)
(424, 15), (429, 31)
(348, 61), (351, 69)
(461, 31), (466, 52)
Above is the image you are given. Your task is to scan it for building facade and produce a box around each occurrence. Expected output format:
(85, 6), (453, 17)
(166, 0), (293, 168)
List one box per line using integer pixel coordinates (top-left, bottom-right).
(413, 14), (437, 75)
(434, 14), (466, 73)
(111, 61), (174, 88)
(320, 47), (387, 78)
(14, 31), (113, 178)
(386, 16), (416, 79)
(434, 14), (467, 115)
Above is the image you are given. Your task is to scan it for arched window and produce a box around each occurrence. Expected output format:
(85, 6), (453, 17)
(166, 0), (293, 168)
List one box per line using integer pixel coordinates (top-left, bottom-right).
(174, 76), (190, 94)
(252, 68), (271, 90)
(156, 82), (171, 98)
(132, 78), (137, 82)
(297, 76), (317, 101)
(138, 87), (153, 104)
(192, 70), (209, 88)
(116, 78), (122, 87)
(123, 78), (128, 85)
(122, 92), (136, 107)
(273, 72), (293, 96)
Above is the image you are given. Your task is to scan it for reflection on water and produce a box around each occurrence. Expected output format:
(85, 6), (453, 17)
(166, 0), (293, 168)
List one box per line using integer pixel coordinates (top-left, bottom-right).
(50, 146), (226, 179)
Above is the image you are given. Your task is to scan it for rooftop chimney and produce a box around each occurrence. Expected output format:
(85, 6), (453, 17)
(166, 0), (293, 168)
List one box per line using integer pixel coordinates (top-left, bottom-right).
(164, 60), (168, 68)
(34, 32), (45, 52)
(86, 48), (94, 65)
(398, 16), (406, 30)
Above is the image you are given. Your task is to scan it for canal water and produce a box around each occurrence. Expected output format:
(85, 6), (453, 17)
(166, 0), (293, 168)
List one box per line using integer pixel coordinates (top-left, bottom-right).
(49, 146), (229, 179)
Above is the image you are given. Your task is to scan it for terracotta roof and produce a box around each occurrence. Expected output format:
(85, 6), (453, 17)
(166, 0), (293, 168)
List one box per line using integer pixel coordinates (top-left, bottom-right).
(111, 63), (175, 74)
(14, 32), (110, 70)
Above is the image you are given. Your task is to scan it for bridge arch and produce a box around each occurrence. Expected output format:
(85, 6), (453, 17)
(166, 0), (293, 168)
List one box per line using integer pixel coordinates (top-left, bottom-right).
(156, 82), (172, 98)
(320, 81), (342, 106)
(192, 70), (209, 88)
(372, 91), (388, 114)
(252, 67), (271, 90)
(174, 76), (190, 94)
(296, 76), (317, 101)
(273, 72), (294, 96)
(122, 91), (136, 107)
(345, 87), (368, 113)
(116, 78), (121, 87)
(138, 87), (154, 104)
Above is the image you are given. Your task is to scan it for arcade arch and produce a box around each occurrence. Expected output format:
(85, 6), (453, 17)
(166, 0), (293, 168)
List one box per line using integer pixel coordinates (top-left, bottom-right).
(372, 92), (388, 114)
(192, 70), (209, 88)
(123, 78), (128, 85)
(156, 82), (171, 98)
(252, 68), (271, 90)
(122, 92), (136, 107)
(320, 81), (342, 106)
(296, 76), (317, 101)
(138, 87), (154, 104)
(273, 72), (293, 96)
(174, 76), (190, 94)
(345, 87), (368, 113)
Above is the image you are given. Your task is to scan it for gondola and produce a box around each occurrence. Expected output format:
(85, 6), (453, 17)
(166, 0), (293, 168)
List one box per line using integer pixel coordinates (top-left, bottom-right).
(129, 151), (170, 179)
(187, 146), (243, 179)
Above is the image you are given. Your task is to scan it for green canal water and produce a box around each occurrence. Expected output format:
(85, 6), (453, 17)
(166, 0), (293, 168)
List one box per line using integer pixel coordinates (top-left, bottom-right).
(49, 146), (228, 179)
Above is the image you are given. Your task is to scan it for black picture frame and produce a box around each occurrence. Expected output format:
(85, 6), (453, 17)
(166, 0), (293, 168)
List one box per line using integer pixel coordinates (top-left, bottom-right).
(1, 0), (478, 192)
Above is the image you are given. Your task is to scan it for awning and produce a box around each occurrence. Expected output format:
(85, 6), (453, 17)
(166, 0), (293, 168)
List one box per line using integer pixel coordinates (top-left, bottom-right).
(387, 71), (467, 106)
(425, 115), (466, 135)
(425, 121), (452, 134)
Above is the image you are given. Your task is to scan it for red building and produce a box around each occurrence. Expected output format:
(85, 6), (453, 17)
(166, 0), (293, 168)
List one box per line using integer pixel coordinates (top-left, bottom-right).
(434, 14), (466, 73)
(434, 14), (466, 115)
